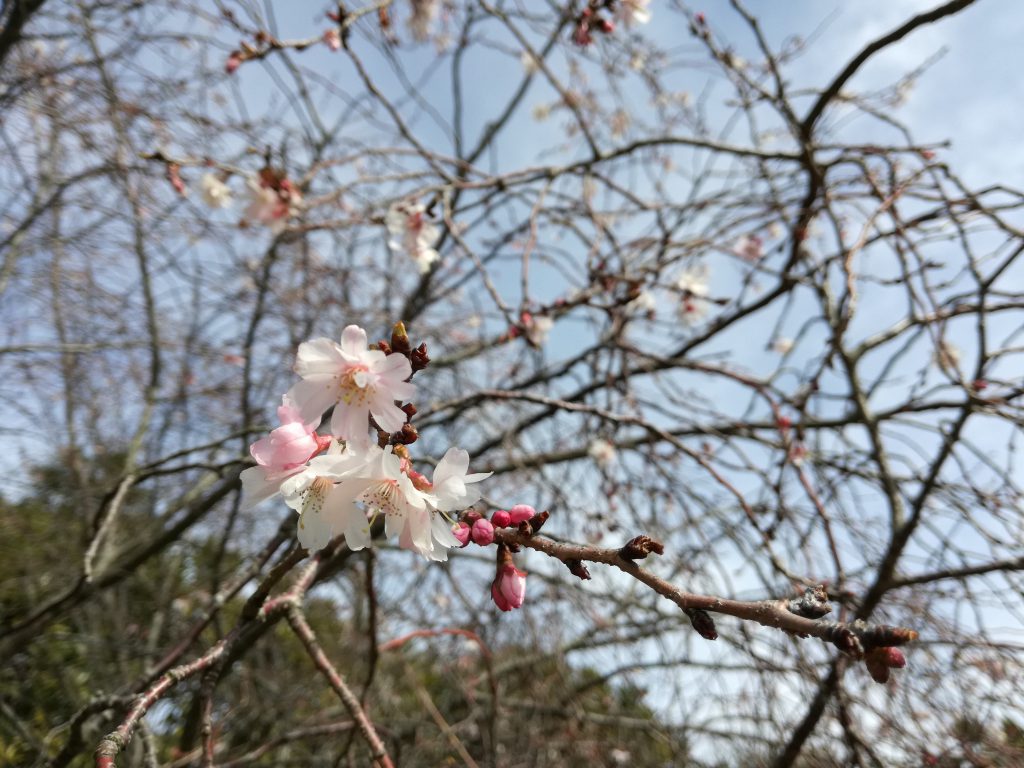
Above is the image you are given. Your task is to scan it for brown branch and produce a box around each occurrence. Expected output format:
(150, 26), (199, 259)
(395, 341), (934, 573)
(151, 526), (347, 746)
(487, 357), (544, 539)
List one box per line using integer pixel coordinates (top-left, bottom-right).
(493, 528), (917, 659)
(285, 604), (395, 768)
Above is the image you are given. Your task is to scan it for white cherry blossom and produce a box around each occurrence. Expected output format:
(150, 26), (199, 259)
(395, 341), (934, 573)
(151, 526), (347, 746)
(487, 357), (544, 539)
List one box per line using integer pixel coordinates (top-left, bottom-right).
(431, 447), (491, 512)
(386, 202), (440, 273)
(287, 325), (415, 446)
(200, 173), (232, 208)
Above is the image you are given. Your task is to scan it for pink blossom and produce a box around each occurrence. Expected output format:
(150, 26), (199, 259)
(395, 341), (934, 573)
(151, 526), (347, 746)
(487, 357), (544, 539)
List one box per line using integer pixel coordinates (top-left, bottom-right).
(471, 518), (495, 546)
(452, 522), (471, 547)
(508, 504), (536, 524)
(491, 563), (527, 611)
(491, 510), (511, 528)
(733, 234), (764, 261)
(250, 400), (330, 472)
(240, 398), (331, 509)
(323, 28), (341, 51)
(225, 51), (241, 74)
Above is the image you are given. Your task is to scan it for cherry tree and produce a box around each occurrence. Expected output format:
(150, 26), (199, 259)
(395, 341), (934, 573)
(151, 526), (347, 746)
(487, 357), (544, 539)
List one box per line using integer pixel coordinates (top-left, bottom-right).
(1, 1), (1022, 766)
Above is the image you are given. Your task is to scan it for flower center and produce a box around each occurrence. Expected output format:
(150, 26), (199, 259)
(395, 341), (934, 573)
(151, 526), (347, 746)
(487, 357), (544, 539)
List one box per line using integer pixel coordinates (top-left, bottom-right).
(338, 365), (374, 406)
(300, 476), (333, 520)
(361, 479), (402, 518)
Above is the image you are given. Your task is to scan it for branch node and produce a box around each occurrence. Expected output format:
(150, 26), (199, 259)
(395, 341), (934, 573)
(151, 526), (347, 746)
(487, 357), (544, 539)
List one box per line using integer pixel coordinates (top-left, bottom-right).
(618, 535), (664, 561)
(787, 585), (832, 619)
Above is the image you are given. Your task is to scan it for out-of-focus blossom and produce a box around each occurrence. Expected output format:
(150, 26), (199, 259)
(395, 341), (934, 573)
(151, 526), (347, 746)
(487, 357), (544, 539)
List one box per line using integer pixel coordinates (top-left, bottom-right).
(521, 50), (539, 74)
(617, 0), (651, 26)
(771, 337), (794, 355)
(244, 176), (301, 232)
(323, 28), (341, 51)
(588, 438), (617, 469)
(200, 173), (232, 208)
(733, 234), (763, 261)
(386, 201), (440, 273)
(408, 0), (439, 42)
(626, 290), (657, 315)
(521, 312), (554, 347)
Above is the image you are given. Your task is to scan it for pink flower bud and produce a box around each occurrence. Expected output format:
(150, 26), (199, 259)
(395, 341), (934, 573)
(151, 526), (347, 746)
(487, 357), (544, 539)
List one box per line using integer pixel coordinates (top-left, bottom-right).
(471, 518), (495, 546)
(225, 51), (242, 75)
(491, 510), (511, 528)
(508, 504), (536, 524)
(323, 28), (342, 51)
(880, 647), (906, 669)
(491, 563), (527, 611)
(452, 522), (471, 547)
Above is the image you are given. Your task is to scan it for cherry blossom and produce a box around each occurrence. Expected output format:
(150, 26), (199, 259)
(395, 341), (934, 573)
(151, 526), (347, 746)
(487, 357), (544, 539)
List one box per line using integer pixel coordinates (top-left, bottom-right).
(408, 0), (439, 43)
(323, 28), (341, 51)
(733, 234), (764, 261)
(431, 447), (491, 512)
(521, 312), (554, 347)
(278, 449), (369, 551)
(240, 398), (331, 509)
(676, 265), (710, 325)
(331, 445), (459, 560)
(287, 325), (415, 446)
(243, 176), (299, 232)
(385, 201), (440, 273)
(617, 0), (652, 27)
(588, 438), (617, 469)
(200, 173), (232, 208)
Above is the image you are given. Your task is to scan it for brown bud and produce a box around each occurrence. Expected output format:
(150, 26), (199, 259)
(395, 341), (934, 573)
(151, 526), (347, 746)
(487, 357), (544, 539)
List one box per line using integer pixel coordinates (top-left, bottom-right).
(687, 609), (718, 640)
(377, 340), (392, 354)
(401, 402), (418, 418)
(619, 535), (665, 561)
(824, 624), (864, 658)
(528, 510), (549, 533)
(566, 559), (591, 580)
(396, 423), (418, 445)
(859, 624), (919, 649)
(864, 652), (891, 684)
(410, 342), (430, 371)
(391, 321), (412, 354)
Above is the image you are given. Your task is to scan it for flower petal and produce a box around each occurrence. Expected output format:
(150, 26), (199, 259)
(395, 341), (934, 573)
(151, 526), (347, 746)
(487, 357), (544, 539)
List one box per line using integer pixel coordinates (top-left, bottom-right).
(287, 378), (339, 426)
(294, 338), (343, 377)
(339, 325), (368, 357)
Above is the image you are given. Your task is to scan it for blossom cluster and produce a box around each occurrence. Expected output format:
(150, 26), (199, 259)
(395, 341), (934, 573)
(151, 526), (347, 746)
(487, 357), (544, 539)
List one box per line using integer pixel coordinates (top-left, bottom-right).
(241, 324), (490, 562)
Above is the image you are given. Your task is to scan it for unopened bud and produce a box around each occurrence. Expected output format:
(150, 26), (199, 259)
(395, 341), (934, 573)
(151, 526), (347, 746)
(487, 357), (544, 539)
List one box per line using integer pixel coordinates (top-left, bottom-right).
(391, 321), (412, 354)
(410, 342), (430, 371)
(491, 510), (511, 528)
(508, 504), (536, 524)
(471, 518), (495, 546)
(397, 423), (418, 444)
(452, 522), (471, 547)
(687, 609), (718, 640)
